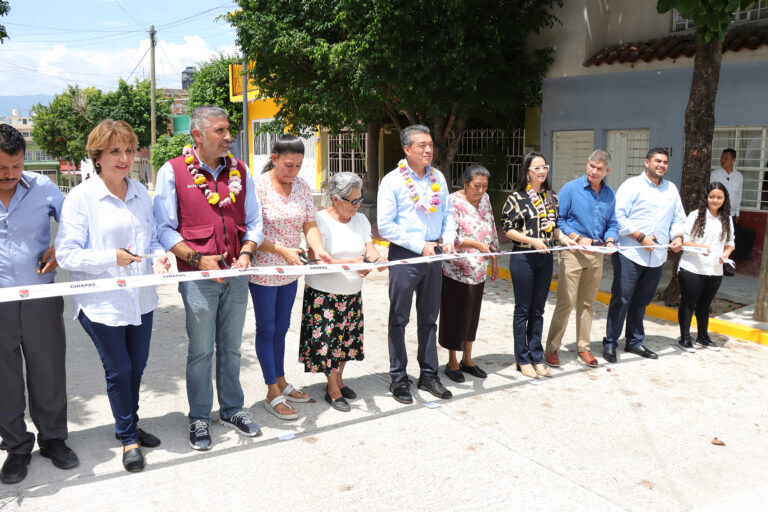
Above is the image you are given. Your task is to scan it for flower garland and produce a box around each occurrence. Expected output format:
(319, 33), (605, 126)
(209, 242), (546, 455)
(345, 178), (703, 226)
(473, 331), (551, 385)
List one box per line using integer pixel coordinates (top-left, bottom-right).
(398, 159), (441, 214)
(182, 145), (242, 207)
(526, 184), (556, 233)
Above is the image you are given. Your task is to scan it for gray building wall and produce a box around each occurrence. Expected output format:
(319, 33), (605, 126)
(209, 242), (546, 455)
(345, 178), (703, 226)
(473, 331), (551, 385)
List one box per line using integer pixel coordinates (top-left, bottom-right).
(540, 59), (768, 186)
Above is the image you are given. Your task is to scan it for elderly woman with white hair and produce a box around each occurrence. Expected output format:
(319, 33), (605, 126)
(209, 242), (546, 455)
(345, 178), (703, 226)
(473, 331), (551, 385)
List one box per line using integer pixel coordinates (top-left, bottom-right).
(299, 172), (385, 412)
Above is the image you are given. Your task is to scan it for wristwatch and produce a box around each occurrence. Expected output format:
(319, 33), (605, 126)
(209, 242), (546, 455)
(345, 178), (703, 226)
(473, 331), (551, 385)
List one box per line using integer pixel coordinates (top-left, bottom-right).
(637, 233), (646, 243)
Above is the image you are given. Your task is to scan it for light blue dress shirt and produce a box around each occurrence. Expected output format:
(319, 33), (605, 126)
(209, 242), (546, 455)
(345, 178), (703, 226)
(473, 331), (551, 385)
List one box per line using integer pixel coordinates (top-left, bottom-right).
(558, 174), (619, 243)
(153, 148), (264, 251)
(0, 172), (64, 288)
(376, 160), (456, 254)
(55, 176), (165, 326)
(615, 171), (686, 268)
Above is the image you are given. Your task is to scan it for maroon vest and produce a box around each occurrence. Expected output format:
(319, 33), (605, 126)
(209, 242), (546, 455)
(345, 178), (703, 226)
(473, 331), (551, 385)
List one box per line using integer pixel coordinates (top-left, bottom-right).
(170, 154), (248, 272)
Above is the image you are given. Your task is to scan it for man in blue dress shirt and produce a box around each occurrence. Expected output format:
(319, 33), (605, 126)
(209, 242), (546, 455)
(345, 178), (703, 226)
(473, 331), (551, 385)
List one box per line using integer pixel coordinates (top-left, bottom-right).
(0, 124), (78, 484)
(377, 125), (457, 404)
(545, 150), (619, 368)
(602, 147), (685, 362)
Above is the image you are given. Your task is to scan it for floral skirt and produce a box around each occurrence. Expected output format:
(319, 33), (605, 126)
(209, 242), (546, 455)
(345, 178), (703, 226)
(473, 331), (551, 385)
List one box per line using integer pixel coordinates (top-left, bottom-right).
(299, 285), (364, 375)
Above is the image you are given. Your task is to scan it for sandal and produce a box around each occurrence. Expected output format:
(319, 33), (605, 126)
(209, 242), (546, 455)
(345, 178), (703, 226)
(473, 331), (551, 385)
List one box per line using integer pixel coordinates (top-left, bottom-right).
(264, 395), (298, 420)
(281, 383), (310, 403)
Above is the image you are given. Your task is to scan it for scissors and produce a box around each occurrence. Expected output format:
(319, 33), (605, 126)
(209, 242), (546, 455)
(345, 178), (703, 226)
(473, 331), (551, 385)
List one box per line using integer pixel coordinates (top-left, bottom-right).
(298, 249), (320, 265)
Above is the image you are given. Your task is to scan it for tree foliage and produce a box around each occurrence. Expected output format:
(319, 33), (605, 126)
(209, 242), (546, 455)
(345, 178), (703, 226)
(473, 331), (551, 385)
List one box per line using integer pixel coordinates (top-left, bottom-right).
(229, 0), (560, 171)
(31, 79), (170, 162)
(150, 133), (193, 170)
(0, 1), (9, 43)
(657, 0), (755, 42)
(187, 53), (243, 134)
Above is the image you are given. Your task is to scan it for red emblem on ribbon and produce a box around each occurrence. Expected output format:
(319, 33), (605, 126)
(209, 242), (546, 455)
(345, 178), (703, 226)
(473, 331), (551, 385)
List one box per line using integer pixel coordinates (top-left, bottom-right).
(18, 289), (29, 299)
(117, 279), (127, 288)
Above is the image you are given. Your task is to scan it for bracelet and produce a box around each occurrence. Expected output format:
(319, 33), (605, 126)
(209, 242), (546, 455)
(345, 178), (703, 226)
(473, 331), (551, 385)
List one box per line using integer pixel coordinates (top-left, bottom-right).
(240, 250), (254, 262)
(672, 235), (683, 242)
(637, 233), (646, 243)
(574, 235), (583, 243)
(605, 239), (615, 245)
(186, 250), (202, 270)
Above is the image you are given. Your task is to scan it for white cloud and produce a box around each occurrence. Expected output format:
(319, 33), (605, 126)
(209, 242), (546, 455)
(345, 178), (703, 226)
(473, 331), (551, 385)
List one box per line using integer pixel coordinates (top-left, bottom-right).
(0, 35), (236, 96)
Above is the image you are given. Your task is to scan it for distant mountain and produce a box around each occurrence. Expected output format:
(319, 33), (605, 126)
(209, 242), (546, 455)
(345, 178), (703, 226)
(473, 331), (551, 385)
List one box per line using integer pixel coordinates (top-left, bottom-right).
(0, 95), (55, 117)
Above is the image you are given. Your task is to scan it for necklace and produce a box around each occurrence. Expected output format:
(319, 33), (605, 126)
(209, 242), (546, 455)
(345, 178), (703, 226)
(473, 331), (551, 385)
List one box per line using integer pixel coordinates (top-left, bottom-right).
(182, 145), (242, 207)
(398, 159), (441, 214)
(526, 184), (556, 233)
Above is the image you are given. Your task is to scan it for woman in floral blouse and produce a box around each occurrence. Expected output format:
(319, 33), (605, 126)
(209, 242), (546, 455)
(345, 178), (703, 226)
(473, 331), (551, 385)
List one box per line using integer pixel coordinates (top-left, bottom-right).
(501, 152), (565, 379)
(252, 135), (331, 421)
(439, 164), (498, 383)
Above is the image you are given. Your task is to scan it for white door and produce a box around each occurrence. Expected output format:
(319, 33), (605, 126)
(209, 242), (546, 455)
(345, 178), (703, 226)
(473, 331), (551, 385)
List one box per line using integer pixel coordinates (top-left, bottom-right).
(605, 129), (650, 190)
(552, 130), (594, 192)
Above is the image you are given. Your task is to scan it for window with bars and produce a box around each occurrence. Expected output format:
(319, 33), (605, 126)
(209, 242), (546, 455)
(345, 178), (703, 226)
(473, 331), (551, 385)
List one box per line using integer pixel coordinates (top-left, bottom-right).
(711, 127), (768, 211)
(449, 128), (525, 191)
(327, 132), (367, 178)
(673, 1), (768, 32)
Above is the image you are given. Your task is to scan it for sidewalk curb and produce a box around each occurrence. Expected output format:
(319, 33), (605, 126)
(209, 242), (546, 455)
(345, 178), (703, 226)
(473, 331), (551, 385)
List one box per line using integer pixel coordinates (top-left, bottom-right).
(373, 238), (768, 347)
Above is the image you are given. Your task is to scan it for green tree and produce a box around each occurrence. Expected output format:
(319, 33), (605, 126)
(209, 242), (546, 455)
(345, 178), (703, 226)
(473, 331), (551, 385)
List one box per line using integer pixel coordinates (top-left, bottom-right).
(31, 85), (102, 163)
(655, 0), (755, 306)
(150, 133), (194, 171)
(229, 0), (559, 199)
(0, 1), (9, 43)
(92, 79), (171, 149)
(187, 53), (243, 135)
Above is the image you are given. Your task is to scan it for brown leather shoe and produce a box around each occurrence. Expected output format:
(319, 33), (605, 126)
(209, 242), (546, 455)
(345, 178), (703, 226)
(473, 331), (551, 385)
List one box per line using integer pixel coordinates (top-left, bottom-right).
(544, 351), (560, 368)
(578, 351), (599, 368)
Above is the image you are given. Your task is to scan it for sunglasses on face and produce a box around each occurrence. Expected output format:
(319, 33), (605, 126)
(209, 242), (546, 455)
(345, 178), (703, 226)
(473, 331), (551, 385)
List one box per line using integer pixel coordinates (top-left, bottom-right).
(340, 196), (364, 206)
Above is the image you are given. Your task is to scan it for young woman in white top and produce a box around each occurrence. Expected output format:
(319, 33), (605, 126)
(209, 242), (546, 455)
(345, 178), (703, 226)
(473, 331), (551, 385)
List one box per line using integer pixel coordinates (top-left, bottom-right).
(677, 182), (735, 352)
(299, 172), (385, 412)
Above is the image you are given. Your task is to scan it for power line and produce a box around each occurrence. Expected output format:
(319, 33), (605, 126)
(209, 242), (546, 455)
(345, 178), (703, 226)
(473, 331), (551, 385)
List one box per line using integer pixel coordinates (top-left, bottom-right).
(114, 0), (146, 28)
(126, 45), (152, 81)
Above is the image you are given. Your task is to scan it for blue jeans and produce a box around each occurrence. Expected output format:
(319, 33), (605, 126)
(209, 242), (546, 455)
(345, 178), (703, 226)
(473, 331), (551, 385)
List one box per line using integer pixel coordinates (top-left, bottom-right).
(179, 277), (248, 423)
(603, 253), (663, 349)
(509, 252), (553, 365)
(78, 310), (153, 446)
(249, 281), (298, 385)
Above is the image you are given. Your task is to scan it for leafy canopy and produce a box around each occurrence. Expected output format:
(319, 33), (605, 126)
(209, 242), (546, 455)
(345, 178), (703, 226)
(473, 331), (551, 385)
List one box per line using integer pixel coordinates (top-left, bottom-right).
(0, 1), (9, 43)
(31, 79), (170, 162)
(150, 133), (194, 170)
(229, 0), (560, 134)
(657, 0), (756, 42)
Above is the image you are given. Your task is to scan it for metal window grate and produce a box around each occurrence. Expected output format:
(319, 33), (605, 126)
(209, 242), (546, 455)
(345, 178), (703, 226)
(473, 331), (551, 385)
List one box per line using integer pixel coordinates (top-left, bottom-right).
(711, 127), (768, 211)
(672, 2), (768, 32)
(449, 128), (525, 191)
(327, 132), (367, 180)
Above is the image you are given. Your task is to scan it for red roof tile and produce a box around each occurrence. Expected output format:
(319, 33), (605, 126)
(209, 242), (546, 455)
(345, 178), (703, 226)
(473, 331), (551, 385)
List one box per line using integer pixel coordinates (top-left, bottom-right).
(585, 25), (768, 67)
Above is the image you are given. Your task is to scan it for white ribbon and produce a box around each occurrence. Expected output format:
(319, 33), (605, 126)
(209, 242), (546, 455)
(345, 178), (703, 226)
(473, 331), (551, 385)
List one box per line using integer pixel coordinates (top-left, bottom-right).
(0, 244), (730, 303)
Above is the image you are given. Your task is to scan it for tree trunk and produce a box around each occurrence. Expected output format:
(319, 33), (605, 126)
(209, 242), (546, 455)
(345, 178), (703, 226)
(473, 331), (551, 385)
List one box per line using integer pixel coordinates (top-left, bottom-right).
(431, 116), (467, 179)
(363, 121), (380, 203)
(660, 37), (723, 306)
(754, 230), (768, 320)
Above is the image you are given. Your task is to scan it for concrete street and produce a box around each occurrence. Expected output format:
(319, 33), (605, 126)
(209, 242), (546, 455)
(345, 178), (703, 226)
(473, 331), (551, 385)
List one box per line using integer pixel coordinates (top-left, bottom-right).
(1, 247), (767, 511)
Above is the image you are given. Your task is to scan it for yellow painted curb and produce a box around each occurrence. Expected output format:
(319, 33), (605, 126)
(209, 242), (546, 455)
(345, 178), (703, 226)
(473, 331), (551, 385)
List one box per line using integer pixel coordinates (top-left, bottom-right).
(375, 240), (768, 345)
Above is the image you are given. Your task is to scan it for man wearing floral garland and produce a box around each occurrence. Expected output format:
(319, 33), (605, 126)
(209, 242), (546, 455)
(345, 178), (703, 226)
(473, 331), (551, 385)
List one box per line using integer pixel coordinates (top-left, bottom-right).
(377, 124), (457, 404)
(154, 105), (264, 450)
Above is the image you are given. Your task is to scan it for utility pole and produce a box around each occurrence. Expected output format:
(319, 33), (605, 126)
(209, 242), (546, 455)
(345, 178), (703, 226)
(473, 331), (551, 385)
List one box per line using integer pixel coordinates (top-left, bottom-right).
(149, 25), (157, 189)
(241, 53), (249, 163)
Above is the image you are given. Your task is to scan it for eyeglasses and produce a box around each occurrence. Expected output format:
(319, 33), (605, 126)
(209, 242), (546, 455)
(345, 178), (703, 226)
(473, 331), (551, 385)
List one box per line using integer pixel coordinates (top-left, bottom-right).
(339, 196), (364, 206)
(529, 165), (550, 173)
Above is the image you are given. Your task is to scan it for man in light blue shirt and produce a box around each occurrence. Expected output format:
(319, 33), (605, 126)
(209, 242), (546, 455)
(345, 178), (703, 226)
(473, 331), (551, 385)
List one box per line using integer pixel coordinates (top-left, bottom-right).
(603, 147), (685, 363)
(377, 124), (457, 404)
(0, 124), (79, 484)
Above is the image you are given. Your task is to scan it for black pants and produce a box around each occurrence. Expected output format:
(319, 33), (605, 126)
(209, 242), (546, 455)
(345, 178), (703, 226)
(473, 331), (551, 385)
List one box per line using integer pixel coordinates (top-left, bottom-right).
(0, 296), (68, 454)
(677, 268), (722, 340)
(387, 243), (442, 381)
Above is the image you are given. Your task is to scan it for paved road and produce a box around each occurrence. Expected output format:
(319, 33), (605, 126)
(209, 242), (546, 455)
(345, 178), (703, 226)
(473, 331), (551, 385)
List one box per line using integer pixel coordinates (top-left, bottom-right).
(2, 249), (767, 511)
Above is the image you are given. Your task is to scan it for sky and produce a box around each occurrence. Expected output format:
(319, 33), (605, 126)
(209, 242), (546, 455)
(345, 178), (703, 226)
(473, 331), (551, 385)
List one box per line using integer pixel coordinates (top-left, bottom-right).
(0, 0), (239, 110)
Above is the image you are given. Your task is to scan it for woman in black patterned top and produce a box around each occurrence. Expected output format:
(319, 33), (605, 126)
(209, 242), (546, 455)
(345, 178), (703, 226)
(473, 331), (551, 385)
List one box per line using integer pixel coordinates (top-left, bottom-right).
(501, 152), (567, 379)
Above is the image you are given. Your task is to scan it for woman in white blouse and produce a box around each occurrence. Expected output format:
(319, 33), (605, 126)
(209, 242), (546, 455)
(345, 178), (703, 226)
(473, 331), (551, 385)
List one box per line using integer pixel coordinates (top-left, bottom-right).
(677, 182), (734, 352)
(56, 120), (169, 473)
(298, 172), (384, 412)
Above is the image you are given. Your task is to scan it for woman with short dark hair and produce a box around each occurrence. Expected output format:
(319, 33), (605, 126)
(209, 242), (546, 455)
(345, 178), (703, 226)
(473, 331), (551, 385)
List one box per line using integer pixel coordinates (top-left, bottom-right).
(440, 164), (499, 382)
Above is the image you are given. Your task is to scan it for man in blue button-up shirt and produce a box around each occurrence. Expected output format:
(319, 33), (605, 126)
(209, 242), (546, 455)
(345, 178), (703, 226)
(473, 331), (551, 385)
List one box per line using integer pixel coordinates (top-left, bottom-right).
(377, 125), (457, 404)
(545, 150), (619, 369)
(602, 147), (685, 363)
(0, 124), (78, 484)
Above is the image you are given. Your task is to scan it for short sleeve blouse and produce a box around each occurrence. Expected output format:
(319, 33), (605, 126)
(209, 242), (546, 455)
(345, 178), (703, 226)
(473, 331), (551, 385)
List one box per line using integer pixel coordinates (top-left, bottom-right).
(442, 191), (499, 285)
(251, 173), (316, 286)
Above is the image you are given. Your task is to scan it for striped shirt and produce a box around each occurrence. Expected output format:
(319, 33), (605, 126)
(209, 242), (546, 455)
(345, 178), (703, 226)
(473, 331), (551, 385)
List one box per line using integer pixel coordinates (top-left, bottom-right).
(55, 175), (165, 326)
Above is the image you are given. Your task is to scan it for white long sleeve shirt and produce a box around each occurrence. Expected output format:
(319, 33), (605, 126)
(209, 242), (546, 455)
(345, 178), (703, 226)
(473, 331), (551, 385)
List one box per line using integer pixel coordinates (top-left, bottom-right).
(710, 167), (743, 217)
